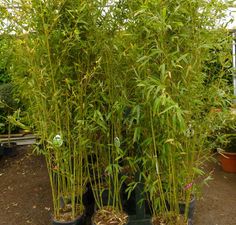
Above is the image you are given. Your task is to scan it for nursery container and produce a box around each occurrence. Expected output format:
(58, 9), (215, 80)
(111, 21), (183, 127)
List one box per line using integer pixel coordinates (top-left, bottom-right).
(179, 196), (195, 220)
(53, 214), (92, 225)
(125, 182), (152, 225)
(2, 142), (17, 156)
(98, 188), (113, 207)
(219, 152), (236, 173)
(127, 216), (152, 225)
(52, 216), (81, 225)
(0, 145), (3, 157)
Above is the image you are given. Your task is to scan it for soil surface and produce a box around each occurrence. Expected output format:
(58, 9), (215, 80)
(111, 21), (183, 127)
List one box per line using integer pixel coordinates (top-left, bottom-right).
(0, 146), (236, 225)
(194, 159), (236, 225)
(0, 146), (52, 225)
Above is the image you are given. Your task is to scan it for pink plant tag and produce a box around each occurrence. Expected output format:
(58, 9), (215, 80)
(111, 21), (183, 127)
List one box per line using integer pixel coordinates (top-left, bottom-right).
(184, 182), (193, 190)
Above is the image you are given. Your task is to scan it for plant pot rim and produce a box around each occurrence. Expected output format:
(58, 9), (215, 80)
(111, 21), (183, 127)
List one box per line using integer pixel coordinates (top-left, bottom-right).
(217, 148), (236, 157)
(219, 150), (236, 172)
(220, 151), (236, 155)
(52, 214), (82, 224)
(1, 141), (17, 146)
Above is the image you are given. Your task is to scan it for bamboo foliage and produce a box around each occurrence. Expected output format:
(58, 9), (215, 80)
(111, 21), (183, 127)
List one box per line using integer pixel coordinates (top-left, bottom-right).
(1, 0), (234, 223)
(5, 0), (116, 220)
(113, 0), (233, 220)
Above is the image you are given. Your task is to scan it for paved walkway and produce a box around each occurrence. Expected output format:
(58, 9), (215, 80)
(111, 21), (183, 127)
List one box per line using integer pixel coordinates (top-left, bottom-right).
(194, 160), (236, 225)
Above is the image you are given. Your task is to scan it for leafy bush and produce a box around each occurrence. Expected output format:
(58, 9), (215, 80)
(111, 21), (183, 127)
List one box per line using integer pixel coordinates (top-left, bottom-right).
(0, 36), (12, 84)
(2, 0), (234, 222)
(0, 35), (25, 134)
(0, 83), (20, 133)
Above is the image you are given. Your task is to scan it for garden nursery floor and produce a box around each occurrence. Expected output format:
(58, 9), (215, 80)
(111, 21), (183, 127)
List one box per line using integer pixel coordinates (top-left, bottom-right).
(0, 146), (236, 225)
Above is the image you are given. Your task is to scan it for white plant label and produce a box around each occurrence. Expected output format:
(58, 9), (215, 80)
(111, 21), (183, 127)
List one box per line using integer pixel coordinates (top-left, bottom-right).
(53, 134), (63, 147)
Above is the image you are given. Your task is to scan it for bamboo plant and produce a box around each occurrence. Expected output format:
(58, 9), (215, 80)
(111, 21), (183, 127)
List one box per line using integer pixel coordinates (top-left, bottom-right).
(6, 0), (115, 221)
(113, 0), (233, 223)
(1, 0), (234, 224)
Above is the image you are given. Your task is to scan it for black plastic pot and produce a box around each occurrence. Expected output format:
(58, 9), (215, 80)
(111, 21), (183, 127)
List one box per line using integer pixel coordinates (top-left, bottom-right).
(179, 196), (195, 220)
(0, 145), (4, 157)
(76, 215), (93, 225)
(127, 216), (152, 225)
(82, 183), (95, 218)
(101, 188), (114, 206)
(54, 187), (94, 225)
(124, 182), (152, 225)
(53, 214), (93, 225)
(2, 142), (17, 156)
(123, 190), (150, 216)
(52, 215), (82, 225)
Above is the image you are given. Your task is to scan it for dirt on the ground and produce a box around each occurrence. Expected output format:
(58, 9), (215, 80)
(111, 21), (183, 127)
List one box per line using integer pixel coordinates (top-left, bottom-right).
(194, 158), (236, 225)
(0, 146), (236, 225)
(0, 146), (52, 225)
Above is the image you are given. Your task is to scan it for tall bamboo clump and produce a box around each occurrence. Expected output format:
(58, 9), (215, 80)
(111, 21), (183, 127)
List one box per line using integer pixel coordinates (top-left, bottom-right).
(112, 0), (233, 221)
(6, 0), (120, 221)
(2, 0), (234, 223)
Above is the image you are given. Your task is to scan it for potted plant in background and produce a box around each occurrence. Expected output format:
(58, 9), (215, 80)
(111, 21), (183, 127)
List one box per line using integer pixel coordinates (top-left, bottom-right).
(0, 34), (29, 156)
(0, 33), (23, 136)
(217, 121), (236, 173)
(0, 83), (19, 156)
(218, 137), (236, 173)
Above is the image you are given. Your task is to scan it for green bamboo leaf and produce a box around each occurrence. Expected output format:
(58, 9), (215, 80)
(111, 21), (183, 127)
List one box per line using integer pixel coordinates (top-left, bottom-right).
(193, 167), (205, 176)
(153, 97), (162, 114)
(162, 7), (167, 20)
(154, 85), (162, 98)
(93, 110), (107, 131)
(176, 110), (185, 131)
(146, 85), (155, 101)
(134, 9), (146, 17)
(160, 64), (166, 77)
(137, 55), (149, 63)
(133, 127), (141, 143)
(126, 182), (138, 200)
(159, 105), (176, 116)
(177, 53), (189, 63)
